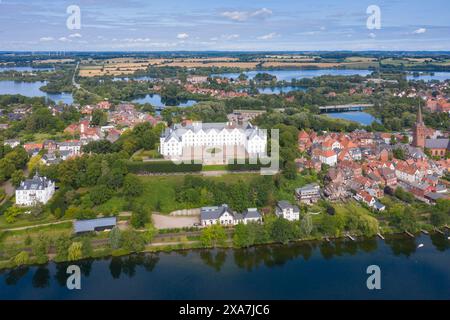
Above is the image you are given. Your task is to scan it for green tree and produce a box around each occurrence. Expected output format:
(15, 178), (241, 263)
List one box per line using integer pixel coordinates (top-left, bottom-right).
(68, 242), (83, 261)
(11, 170), (25, 187)
(270, 217), (295, 244)
(200, 224), (227, 247)
(55, 234), (71, 261)
(13, 251), (29, 266)
(121, 230), (146, 252)
(123, 174), (144, 197)
(233, 223), (253, 248)
(4, 206), (22, 223)
(81, 237), (93, 257)
(109, 226), (122, 249)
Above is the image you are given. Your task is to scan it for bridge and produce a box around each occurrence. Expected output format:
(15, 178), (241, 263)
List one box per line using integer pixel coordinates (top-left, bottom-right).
(319, 104), (374, 113)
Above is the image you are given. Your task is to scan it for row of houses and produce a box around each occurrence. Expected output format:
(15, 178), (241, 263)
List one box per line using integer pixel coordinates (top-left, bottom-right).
(200, 200), (303, 226)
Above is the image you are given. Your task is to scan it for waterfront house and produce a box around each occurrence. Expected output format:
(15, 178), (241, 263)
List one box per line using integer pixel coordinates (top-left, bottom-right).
(275, 201), (300, 221)
(295, 183), (321, 204)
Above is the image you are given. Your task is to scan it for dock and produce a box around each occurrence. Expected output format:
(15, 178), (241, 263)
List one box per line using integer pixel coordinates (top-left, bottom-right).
(346, 234), (356, 241)
(435, 228), (444, 235)
(405, 231), (415, 238)
(377, 232), (385, 240)
(421, 229), (429, 235)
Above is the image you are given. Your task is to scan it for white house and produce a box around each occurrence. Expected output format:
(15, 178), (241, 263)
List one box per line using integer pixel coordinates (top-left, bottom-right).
(395, 163), (422, 184)
(15, 174), (55, 206)
(275, 201), (300, 221)
(4, 139), (20, 148)
(200, 204), (262, 226)
(318, 149), (337, 166)
(159, 121), (266, 158)
(58, 140), (82, 155)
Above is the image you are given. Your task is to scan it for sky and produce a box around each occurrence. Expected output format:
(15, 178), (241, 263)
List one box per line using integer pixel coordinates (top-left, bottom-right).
(0, 0), (449, 51)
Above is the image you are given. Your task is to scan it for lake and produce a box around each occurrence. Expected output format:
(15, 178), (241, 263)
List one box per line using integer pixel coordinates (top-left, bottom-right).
(325, 111), (379, 126)
(214, 69), (372, 81)
(132, 94), (197, 107)
(0, 234), (449, 300)
(407, 72), (450, 82)
(257, 86), (307, 94)
(0, 80), (74, 104)
(0, 66), (54, 72)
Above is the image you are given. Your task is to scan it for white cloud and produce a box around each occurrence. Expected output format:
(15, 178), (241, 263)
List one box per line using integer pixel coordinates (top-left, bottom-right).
(257, 32), (278, 40)
(223, 34), (240, 40)
(58, 37), (70, 42)
(177, 33), (189, 39)
(69, 33), (82, 38)
(221, 8), (272, 22)
(39, 37), (54, 42)
(413, 28), (426, 34)
(124, 38), (152, 42)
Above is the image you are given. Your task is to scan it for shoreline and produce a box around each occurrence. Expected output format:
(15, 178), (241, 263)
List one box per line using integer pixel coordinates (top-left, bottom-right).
(1, 228), (447, 272)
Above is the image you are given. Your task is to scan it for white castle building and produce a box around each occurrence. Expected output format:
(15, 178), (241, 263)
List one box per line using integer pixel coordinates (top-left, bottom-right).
(159, 121), (267, 160)
(15, 174), (55, 206)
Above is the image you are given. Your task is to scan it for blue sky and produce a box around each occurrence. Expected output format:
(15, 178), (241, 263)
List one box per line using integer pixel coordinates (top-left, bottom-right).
(0, 0), (449, 51)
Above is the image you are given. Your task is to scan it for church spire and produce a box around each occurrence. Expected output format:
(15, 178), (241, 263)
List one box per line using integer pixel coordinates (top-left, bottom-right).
(417, 103), (423, 124)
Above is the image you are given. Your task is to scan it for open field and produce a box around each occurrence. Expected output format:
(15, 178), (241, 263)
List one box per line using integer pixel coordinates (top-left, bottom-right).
(77, 55), (382, 77)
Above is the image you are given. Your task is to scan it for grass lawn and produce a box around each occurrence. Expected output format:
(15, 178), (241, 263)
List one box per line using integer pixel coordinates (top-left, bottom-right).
(134, 173), (261, 214)
(202, 165), (228, 171)
(0, 211), (67, 230)
(333, 201), (373, 216)
(0, 222), (73, 246)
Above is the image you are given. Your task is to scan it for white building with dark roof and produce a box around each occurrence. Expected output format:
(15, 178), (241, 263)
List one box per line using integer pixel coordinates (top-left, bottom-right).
(200, 204), (262, 226)
(15, 174), (55, 206)
(159, 121), (266, 159)
(275, 201), (300, 221)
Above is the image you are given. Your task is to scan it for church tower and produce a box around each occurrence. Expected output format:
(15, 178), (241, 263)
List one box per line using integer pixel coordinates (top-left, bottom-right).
(412, 105), (426, 148)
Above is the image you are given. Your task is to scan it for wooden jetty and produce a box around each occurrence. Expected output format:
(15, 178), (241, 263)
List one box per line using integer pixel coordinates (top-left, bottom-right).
(405, 231), (415, 238)
(377, 232), (385, 240)
(421, 229), (429, 235)
(346, 234), (356, 241)
(435, 228), (444, 235)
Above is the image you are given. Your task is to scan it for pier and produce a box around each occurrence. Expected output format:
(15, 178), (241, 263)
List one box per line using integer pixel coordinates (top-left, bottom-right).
(435, 228), (444, 235)
(405, 231), (415, 238)
(346, 234), (356, 241)
(377, 232), (385, 240)
(421, 229), (429, 235)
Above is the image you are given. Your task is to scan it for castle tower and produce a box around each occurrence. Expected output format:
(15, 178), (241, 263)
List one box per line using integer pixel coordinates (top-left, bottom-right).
(412, 105), (426, 148)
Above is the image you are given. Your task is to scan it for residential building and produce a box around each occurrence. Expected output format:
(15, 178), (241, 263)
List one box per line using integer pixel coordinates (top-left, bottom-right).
(15, 174), (55, 206)
(295, 183), (321, 204)
(275, 201), (300, 221)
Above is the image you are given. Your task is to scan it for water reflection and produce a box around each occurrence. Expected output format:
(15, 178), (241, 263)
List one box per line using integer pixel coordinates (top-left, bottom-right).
(32, 266), (50, 288)
(1, 234), (448, 289)
(109, 254), (160, 279)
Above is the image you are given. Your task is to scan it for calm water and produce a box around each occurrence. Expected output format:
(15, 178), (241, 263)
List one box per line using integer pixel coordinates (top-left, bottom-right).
(214, 69), (372, 81)
(0, 234), (449, 300)
(407, 72), (450, 82)
(0, 80), (73, 104)
(257, 86), (307, 94)
(325, 111), (379, 126)
(0, 66), (54, 72)
(132, 94), (197, 107)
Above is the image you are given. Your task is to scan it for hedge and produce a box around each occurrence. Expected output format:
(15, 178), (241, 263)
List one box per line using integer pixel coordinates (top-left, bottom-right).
(126, 161), (202, 173)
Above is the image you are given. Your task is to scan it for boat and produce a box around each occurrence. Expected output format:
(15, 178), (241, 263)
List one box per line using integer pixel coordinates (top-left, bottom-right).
(417, 244), (424, 248)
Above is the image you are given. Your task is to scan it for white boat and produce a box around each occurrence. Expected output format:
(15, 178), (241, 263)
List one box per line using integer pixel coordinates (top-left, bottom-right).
(417, 243), (424, 248)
